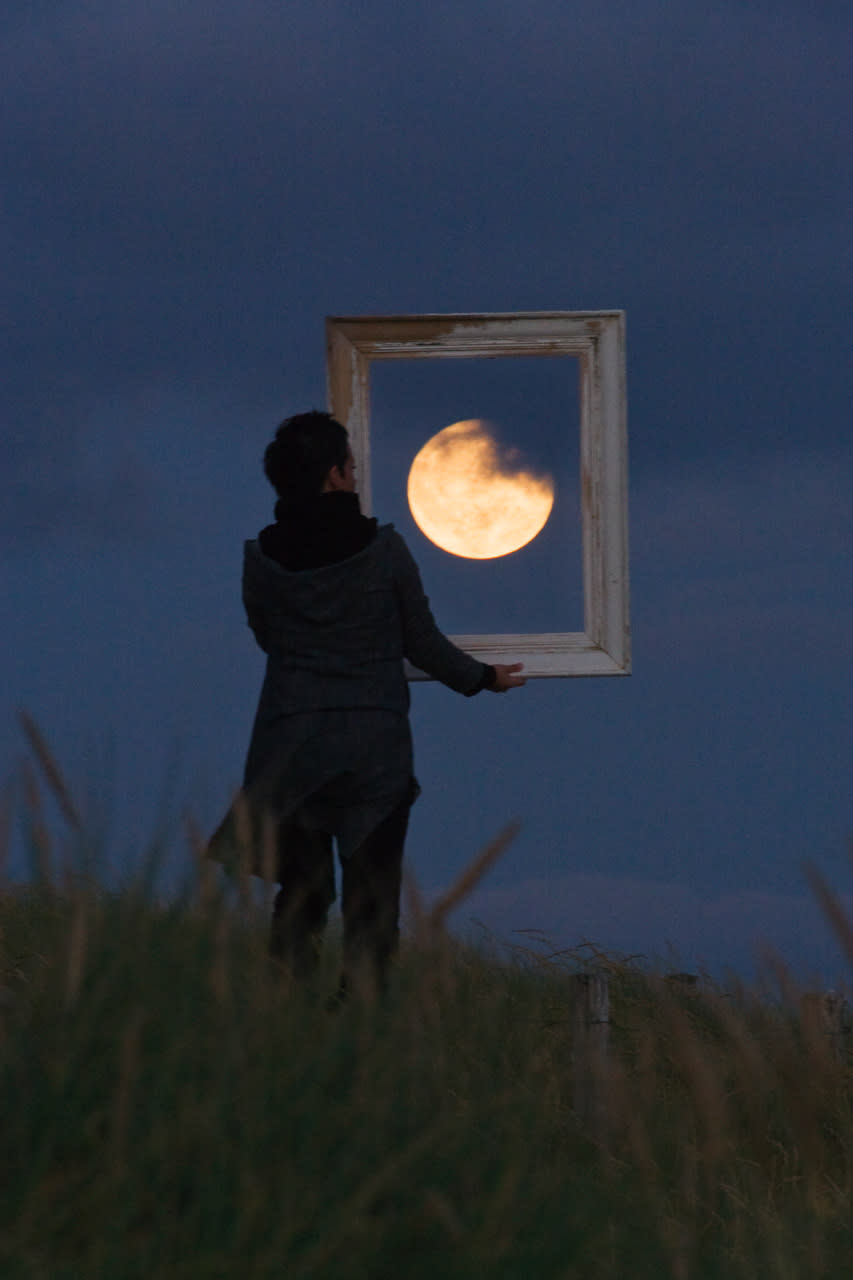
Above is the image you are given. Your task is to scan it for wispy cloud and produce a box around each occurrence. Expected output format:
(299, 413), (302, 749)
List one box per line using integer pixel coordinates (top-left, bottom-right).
(447, 868), (853, 983)
(632, 450), (853, 657)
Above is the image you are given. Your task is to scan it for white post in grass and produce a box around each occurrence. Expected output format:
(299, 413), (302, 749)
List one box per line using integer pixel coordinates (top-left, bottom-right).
(572, 972), (610, 1136)
(800, 991), (847, 1062)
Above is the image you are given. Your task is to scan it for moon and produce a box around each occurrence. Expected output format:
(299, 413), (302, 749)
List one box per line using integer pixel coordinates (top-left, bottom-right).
(406, 419), (555, 559)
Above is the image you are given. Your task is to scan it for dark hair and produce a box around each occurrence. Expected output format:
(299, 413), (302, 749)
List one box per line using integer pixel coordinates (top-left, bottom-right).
(263, 411), (349, 500)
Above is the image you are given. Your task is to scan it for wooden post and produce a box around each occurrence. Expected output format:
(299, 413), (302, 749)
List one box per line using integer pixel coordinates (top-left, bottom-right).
(666, 972), (698, 990)
(800, 990), (846, 1062)
(572, 972), (610, 1137)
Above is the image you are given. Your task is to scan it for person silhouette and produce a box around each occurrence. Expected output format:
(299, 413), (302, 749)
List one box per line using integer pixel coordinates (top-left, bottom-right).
(209, 411), (525, 999)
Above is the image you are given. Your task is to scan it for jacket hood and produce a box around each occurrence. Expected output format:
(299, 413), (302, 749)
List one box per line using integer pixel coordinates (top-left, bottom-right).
(243, 525), (395, 629)
(259, 490), (377, 571)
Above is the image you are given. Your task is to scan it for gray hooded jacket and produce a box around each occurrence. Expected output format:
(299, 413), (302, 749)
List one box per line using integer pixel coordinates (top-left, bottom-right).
(242, 522), (485, 725)
(219, 523), (488, 862)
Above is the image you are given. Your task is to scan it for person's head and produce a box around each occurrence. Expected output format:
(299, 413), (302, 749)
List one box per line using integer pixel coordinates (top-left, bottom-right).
(263, 411), (355, 501)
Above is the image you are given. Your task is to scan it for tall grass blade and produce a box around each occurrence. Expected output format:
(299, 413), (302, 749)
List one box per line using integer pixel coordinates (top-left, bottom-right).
(0, 781), (12, 887)
(428, 819), (520, 933)
(185, 812), (218, 915)
(20, 763), (53, 889)
(65, 890), (89, 1009)
(17, 710), (82, 832)
(804, 861), (853, 966)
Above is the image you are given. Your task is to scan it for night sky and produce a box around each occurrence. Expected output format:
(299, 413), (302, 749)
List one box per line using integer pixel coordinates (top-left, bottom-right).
(3, 1), (851, 982)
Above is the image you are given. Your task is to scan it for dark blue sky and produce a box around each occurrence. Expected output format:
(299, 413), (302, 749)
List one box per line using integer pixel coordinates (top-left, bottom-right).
(3, 0), (851, 981)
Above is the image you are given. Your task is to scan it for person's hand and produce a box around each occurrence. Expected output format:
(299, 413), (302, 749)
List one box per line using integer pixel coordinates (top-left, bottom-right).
(489, 662), (526, 692)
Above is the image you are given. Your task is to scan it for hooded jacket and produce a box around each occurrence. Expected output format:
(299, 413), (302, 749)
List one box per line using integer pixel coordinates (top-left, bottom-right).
(209, 493), (491, 868)
(241, 498), (489, 725)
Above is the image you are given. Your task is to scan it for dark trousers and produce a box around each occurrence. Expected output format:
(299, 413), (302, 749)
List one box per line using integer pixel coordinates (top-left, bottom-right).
(269, 798), (411, 996)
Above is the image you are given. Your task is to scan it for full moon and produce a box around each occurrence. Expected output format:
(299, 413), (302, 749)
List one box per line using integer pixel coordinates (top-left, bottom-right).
(406, 419), (555, 559)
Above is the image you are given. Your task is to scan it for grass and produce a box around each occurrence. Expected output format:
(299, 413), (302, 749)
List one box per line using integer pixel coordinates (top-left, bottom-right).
(1, 723), (852, 1277)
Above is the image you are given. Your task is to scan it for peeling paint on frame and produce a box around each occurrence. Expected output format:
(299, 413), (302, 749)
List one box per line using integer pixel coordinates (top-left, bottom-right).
(325, 312), (629, 678)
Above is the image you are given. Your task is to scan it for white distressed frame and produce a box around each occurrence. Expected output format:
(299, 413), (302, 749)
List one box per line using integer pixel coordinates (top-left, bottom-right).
(325, 311), (629, 678)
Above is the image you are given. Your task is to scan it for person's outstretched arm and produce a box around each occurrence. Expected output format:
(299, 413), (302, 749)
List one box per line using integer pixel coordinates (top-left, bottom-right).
(390, 532), (526, 695)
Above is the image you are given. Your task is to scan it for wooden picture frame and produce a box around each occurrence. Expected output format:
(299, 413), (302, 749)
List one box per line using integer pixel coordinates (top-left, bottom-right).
(325, 311), (629, 678)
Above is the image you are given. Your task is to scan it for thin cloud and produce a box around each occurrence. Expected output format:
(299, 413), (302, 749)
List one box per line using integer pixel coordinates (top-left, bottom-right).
(2, 1), (850, 534)
(451, 868), (853, 981)
(631, 450), (853, 657)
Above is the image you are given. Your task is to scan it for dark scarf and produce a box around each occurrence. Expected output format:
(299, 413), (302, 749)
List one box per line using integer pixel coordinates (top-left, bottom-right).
(259, 491), (378, 571)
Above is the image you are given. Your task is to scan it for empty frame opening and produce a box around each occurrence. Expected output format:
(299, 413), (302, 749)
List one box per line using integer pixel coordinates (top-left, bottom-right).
(370, 355), (582, 636)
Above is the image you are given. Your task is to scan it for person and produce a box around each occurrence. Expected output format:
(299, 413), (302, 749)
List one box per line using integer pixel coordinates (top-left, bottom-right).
(209, 410), (525, 999)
